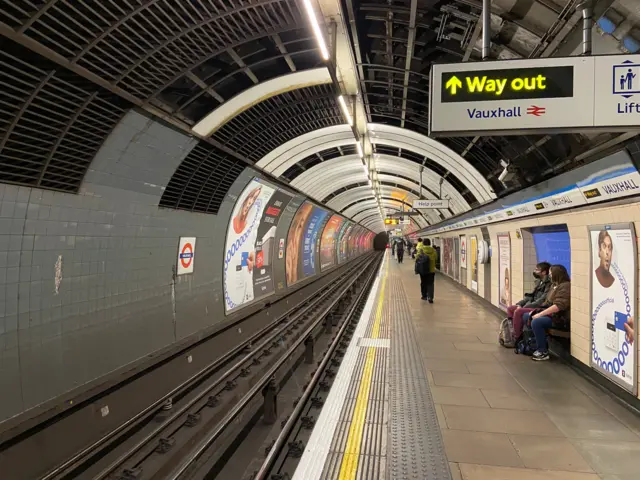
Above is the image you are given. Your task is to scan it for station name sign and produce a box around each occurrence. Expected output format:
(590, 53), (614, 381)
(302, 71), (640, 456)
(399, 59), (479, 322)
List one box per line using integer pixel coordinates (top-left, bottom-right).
(429, 54), (640, 137)
(421, 163), (640, 235)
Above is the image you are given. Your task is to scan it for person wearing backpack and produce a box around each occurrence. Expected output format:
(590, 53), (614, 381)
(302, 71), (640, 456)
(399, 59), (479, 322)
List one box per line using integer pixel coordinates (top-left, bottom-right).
(522, 264), (571, 362)
(416, 238), (438, 303)
(507, 262), (552, 340)
(396, 238), (405, 263)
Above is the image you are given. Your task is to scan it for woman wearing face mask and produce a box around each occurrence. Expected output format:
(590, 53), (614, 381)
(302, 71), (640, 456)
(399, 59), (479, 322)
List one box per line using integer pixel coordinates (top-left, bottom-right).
(506, 262), (552, 340)
(523, 264), (571, 362)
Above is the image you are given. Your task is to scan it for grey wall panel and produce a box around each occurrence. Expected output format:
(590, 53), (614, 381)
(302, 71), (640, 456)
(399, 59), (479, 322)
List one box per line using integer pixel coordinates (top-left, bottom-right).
(0, 109), (249, 423)
(0, 109), (374, 425)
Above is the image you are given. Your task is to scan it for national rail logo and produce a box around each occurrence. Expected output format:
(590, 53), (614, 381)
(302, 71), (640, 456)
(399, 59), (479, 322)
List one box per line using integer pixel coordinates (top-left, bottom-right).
(526, 105), (546, 116)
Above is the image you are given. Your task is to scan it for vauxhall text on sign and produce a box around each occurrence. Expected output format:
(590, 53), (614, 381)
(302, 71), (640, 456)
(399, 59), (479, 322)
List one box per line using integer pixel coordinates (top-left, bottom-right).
(429, 54), (640, 137)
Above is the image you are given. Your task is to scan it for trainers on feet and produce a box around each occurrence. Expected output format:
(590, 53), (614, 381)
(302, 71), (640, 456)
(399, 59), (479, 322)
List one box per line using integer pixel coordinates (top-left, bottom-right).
(532, 350), (549, 361)
(428, 299), (434, 303)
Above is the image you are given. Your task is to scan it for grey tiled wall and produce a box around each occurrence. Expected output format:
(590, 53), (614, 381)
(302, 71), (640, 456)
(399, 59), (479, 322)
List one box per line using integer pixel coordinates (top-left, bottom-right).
(0, 110), (247, 422)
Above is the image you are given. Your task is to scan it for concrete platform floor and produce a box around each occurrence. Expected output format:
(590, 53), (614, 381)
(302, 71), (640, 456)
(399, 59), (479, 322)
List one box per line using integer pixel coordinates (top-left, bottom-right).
(394, 258), (640, 480)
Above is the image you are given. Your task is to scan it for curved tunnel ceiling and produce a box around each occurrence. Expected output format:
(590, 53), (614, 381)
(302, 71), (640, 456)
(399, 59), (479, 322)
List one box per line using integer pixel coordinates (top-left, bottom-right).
(327, 184), (444, 224)
(192, 68), (332, 136)
(291, 155), (468, 214)
(257, 123), (496, 204)
(340, 191), (431, 228)
(0, 0), (634, 235)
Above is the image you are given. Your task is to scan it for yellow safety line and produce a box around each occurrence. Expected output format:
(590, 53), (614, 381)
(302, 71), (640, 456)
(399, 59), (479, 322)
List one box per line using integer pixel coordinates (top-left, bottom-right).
(337, 260), (388, 479)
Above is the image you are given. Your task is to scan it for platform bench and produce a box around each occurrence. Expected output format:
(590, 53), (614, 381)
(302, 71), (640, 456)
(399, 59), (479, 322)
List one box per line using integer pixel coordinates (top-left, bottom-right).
(547, 328), (570, 339)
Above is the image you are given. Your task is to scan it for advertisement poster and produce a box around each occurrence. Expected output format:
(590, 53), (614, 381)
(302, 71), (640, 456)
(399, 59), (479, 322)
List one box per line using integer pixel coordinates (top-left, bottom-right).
(352, 226), (361, 256)
(589, 224), (637, 394)
(337, 221), (353, 264)
(460, 235), (467, 280)
(447, 239), (454, 276)
(441, 239), (450, 275)
(498, 233), (511, 310)
(347, 225), (356, 259)
(224, 177), (293, 313)
(470, 235), (478, 292)
(301, 206), (329, 279)
(286, 201), (314, 286)
(320, 215), (343, 271)
(453, 237), (460, 281)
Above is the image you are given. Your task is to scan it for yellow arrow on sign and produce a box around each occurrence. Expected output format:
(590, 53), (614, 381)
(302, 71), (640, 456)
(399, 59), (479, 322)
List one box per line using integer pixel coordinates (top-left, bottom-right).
(445, 76), (462, 95)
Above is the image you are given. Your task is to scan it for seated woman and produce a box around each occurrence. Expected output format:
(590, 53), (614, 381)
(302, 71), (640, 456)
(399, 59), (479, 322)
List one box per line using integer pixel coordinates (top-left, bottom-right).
(507, 262), (551, 340)
(522, 264), (571, 362)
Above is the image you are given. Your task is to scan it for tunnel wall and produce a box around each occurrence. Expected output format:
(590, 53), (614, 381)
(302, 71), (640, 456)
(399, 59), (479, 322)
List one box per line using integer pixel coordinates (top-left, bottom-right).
(0, 110), (373, 424)
(426, 199), (640, 400)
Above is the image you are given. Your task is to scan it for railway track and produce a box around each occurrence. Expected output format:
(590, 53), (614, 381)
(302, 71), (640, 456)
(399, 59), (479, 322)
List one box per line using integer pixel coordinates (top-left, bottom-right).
(0, 253), (381, 480)
(247, 255), (378, 480)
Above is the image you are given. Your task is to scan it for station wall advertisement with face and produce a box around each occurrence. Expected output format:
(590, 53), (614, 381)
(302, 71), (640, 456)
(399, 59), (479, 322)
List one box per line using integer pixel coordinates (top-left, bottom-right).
(320, 215), (344, 271)
(589, 224), (637, 394)
(498, 233), (511, 310)
(470, 235), (478, 292)
(224, 177), (293, 314)
(286, 201), (330, 286)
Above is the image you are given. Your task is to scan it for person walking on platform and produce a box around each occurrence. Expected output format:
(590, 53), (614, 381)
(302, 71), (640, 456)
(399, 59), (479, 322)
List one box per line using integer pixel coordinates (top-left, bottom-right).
(507, 262), (552, 340)
(396, 239), (405, 263)
(416, 238), (437, 303)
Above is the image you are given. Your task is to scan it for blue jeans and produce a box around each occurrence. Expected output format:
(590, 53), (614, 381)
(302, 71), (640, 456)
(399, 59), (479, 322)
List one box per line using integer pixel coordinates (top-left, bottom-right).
(523, 312), (553, 352)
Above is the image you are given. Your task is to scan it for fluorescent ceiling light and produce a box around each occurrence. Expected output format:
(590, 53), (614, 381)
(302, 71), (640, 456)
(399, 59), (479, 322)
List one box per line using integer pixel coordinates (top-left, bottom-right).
(356, 141), (363, 158)
(303, 0), (329, 60)
(338, 95), (353, 126)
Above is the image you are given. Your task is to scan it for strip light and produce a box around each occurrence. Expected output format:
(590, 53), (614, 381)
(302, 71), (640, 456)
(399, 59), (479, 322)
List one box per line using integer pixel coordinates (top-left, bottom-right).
(303, 0), (329, 60)
(338, 95), (353, 126)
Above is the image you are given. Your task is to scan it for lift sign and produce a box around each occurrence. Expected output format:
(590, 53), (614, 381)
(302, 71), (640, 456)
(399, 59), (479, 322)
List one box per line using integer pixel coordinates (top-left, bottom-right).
(440, 66), (574, 103)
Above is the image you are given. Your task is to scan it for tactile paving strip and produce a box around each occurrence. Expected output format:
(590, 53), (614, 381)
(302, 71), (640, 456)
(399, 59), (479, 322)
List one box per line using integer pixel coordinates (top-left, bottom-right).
(293, 256), (388, 480)
(387, 275), (452, 480)
(321, 263), (391, 479)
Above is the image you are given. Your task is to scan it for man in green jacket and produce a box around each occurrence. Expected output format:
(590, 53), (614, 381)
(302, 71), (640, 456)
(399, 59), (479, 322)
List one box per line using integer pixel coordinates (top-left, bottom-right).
(416, 238), (438, 302)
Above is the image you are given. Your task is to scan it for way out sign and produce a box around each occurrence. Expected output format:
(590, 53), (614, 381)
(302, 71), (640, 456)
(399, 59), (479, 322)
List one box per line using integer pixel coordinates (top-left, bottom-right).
(177, 237), (196, 275)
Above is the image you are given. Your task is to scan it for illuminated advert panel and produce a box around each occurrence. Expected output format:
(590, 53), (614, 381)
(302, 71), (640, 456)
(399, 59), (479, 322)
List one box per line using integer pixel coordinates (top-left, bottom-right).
(223, 177), (293, 314)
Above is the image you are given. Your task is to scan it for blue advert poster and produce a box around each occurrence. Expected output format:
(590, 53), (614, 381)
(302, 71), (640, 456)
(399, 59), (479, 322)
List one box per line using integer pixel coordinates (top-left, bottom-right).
(302, 207), (328, 277)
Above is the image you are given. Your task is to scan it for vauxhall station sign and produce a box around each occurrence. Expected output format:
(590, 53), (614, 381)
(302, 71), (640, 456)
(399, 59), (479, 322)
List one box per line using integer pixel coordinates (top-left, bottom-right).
(429, 54), (640, 136)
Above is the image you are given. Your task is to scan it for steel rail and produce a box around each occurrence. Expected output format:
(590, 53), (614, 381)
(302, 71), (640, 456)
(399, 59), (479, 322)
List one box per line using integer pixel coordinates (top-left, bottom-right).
(91, 257), (374, 479)
(166, 257), (381, 479)
(254, 252), (380, 479)
(39, 254), (375, 480)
